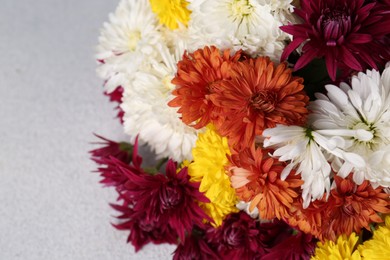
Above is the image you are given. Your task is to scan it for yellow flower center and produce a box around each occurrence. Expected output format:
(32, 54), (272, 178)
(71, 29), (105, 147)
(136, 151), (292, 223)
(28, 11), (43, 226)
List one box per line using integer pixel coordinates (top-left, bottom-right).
(128, 31), (141, 51)
(229, 0), (253, 19)
(163, 75), (176, 93)
(149, 0), (191, 30)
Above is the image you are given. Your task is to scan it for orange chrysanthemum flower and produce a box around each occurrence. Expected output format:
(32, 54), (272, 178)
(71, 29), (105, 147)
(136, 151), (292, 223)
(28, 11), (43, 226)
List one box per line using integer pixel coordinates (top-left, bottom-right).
(210, 57), (309, 150)
(228, 146), (303, 220)
(287, 198), (326, 240)
(287, 175), (390, 241)
(321, 176), (390, 241)
(168, 46), (241, 129)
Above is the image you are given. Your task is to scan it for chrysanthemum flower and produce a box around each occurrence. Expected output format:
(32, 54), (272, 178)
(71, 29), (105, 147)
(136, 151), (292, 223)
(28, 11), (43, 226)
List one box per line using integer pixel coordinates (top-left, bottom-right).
(90, 134), (132, 165)
(116, 159), (210, 242)
(91, 135), (137, 189)
(311, 233), (361, 260)
(111, 204), (178, 251)
(188, 126), (238, 226)
(281, 0), (390, 80)
(211, 57), (309, 150)
(309, 65), (390, 187)
(186, 0), (293, 60)
(262, 230), (316, 260)
(103, 140), (211, 244)
(259, 219), (293, 247)
(96, 0), (162, 93)
(258, 219), (317, 259)
(285, 197), (325, 241)
(173, 226), (219, 260)
(358, 215), (390, 259)
(121, 42), (198, 162)
(149, 0), (191, 30)
(228, 146), (303, 220)
(263, 124), (343, 209)
(206, 211), (266, 259)
(260, 0), (296, 25)
(288, 175), (390, 241)
(324, 174), (390, 240)
(168, 46), (242, 129)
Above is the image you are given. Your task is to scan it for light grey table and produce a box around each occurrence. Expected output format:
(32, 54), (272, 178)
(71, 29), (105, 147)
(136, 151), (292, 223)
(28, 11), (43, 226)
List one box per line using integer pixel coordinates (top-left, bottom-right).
(0, 0), (175, 259)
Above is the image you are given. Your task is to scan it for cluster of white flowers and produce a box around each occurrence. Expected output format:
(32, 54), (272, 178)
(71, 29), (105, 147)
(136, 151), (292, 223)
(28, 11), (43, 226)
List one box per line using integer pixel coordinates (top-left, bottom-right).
(96, 0), (295, 162)
(263, 64), (390, 207)
(186, 0), (294, 60)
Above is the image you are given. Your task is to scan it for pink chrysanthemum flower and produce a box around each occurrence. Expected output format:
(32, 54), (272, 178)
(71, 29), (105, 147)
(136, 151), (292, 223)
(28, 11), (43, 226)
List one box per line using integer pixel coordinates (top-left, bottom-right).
(281, 0), (390, 80)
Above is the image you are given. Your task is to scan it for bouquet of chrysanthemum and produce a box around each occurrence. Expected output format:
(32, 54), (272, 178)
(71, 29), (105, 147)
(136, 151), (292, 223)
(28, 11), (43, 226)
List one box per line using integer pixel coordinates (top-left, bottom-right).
(91, 0), (390, 258)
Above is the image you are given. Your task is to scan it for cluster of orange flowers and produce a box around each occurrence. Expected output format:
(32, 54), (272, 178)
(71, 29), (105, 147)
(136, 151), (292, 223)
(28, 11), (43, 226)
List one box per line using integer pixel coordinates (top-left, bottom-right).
(169, 46), (390, 241)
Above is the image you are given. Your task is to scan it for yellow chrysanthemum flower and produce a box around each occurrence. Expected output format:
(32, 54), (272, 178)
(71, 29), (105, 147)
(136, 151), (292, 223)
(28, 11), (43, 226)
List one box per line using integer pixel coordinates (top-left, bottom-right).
(311, 233), (361, 260)
(149, 0), (191, 30)
(358, 215), (390, 260)
(188, 125), (238, 226)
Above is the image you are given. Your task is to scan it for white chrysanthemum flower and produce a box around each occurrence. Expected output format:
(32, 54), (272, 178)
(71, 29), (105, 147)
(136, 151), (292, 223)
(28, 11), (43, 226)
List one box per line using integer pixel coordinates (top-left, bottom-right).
(96, 0), (162, 93)
(309, 65), (390, 187)
(263, 125), (333, 208)
(121, 42), (198, 162)
(257, 0), (295, 24)
(186, 0), (291, 60)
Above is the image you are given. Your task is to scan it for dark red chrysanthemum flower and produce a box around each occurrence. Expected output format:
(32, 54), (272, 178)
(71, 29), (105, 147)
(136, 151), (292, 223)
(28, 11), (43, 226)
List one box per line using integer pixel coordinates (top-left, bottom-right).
(105, 86), (125, 123)
(91, 136), (141, 189)
(111, 203), (178, 251)
(262, 230), (316, 260)
(168, 46), (242, 129)
(206, 211), (266, 259)
(173, 226), (219, 260)
(90, 134), (132, 164)
(111, 157), (211, 243)
(90, 135), (133, 188)
(259, 220), (293, 247)
(281, 0), (390, 80)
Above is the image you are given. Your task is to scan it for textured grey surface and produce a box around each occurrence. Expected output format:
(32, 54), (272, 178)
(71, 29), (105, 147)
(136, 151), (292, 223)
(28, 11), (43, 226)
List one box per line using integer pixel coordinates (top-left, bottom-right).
(0, 0), (175, 259)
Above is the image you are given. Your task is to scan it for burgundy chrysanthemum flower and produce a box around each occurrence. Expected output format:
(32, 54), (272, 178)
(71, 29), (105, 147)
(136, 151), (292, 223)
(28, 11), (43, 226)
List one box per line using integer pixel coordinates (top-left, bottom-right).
(109, 155), (210, 244)
(206, 211), (266, 259)
(90, 134), (132, 164)
(105, 86), (125, 123)
(173, 227), (219, 260)
(111, 203), (178, 251)
(259, 220), (295, 248)
(262, 231), (316, 260)
(281, 0), (390, 80)
(90, 134), (133, 188)
(260, 220), (317, 260)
